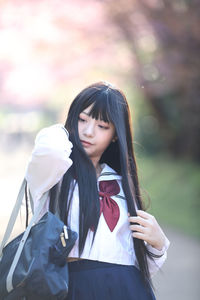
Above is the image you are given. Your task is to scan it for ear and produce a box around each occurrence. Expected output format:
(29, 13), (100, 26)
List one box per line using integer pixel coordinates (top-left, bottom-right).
(112, 136), (118, 143)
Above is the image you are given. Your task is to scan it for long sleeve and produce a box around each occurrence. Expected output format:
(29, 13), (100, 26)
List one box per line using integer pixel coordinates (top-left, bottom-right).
(146, 236), (170, 277)
(25, 124), (73, 209)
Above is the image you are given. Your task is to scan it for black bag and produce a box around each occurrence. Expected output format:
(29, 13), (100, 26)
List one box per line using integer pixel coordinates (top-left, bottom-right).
(0, 179), (78, 300)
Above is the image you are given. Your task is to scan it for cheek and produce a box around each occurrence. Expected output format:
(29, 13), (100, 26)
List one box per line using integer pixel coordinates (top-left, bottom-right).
(78, 123), (82, 136)
(101, 131), (115, 147)
(108, 128), (115, 142)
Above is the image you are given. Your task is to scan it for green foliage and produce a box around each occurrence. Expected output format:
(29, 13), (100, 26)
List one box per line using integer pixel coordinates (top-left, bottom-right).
(137, 154), (200, 239)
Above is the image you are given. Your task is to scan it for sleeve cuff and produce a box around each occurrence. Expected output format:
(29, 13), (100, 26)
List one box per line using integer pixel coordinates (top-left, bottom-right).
(146, 236), (170, 256)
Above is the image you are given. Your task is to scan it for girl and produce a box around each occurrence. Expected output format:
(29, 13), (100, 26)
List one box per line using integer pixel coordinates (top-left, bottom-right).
(25, 81), (170, 300)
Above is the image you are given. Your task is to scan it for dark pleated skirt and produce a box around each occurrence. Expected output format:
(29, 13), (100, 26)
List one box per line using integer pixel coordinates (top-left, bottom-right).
(66, 259), (156, 300)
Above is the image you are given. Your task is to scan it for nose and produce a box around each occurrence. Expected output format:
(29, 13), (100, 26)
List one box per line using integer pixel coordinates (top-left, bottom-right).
(83, 121), (95, 137)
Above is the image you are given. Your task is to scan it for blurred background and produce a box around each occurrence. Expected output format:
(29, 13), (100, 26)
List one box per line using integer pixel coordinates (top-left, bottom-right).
(0, 0), (200, 299)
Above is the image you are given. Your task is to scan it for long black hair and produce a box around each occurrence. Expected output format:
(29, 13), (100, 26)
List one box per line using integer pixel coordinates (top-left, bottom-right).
(49, 81), (155, 286)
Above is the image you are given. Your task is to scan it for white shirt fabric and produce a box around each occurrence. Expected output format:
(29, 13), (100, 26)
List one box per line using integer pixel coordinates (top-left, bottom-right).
(25, 124), (170, 277)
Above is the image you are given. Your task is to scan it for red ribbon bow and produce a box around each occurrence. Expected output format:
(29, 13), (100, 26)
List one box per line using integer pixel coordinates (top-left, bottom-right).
(99, 180), (120, 232)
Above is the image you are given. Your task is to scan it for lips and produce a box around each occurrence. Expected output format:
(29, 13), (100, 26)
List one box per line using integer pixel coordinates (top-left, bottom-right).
(81, 140), (93, 146)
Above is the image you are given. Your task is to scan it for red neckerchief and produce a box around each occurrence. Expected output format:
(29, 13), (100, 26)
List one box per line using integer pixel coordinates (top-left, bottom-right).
(97, 180), (120, 232)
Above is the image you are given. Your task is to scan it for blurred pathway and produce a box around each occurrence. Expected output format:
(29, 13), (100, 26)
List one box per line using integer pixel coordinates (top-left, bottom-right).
(0, 147), (200, 300)
(153, 227), (200, 300)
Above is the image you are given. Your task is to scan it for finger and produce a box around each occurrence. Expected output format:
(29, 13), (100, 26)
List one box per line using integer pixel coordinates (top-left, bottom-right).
(136, 210), (153, 219)
(129, 224), (145, 233)
(128, 216), (138, 222)
(132, 231), (146, 241)
(128, 216), (149, 227)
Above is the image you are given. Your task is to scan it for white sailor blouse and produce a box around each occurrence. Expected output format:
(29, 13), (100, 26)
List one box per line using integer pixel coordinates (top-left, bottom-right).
(25, 124), (170, 277)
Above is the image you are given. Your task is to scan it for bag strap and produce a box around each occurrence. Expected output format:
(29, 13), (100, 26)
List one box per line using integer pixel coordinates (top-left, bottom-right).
(0, 178), (49, 293)
(0, 179), (27, 257)
(7, 191), (49, 292)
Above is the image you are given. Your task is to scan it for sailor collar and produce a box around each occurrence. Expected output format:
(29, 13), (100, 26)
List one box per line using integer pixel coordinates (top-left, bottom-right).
(98, 163), (122, 182)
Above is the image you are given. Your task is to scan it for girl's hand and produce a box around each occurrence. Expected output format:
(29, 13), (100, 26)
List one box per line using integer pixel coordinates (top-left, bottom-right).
(128, 210), (166, 251)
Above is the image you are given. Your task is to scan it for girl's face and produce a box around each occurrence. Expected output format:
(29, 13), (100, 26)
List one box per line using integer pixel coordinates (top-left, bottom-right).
(78, 105), (115, 166)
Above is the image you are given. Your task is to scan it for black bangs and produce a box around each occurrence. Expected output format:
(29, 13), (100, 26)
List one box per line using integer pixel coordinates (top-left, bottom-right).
(81, 90), (111, 123)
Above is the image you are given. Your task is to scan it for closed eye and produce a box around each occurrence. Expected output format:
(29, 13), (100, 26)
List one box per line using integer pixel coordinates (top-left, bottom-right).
(78, 117), (86, 122)
(98, 124), (109, 129)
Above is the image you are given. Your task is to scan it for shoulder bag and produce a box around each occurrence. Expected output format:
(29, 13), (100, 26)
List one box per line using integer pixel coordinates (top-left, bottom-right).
(0, 179), (77, 300)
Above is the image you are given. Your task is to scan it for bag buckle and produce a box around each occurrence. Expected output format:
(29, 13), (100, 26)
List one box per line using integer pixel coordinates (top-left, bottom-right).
(60, 226), (69, 247)
(60, 233), (66, 247)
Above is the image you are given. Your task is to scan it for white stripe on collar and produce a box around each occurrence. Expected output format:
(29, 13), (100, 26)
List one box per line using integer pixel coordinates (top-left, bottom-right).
(98, 163), (122, 181)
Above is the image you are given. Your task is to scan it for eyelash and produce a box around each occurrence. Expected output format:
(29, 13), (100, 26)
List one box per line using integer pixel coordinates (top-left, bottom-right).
(98, 125), (109, 130)
(78, 117), (85, 122)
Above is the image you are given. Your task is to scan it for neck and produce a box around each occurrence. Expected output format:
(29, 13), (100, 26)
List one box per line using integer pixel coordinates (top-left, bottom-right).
(90, 157), (102, 178)
(96, 163), (102, 178)
(93, 161), (101, 178)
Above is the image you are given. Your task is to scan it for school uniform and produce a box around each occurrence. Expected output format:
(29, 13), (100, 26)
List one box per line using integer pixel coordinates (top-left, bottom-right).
(25, 124), (170, 300)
